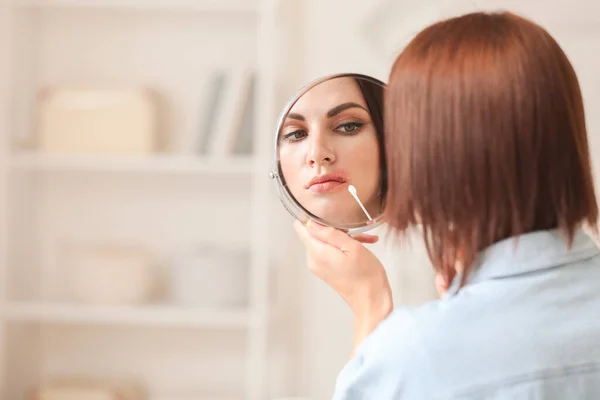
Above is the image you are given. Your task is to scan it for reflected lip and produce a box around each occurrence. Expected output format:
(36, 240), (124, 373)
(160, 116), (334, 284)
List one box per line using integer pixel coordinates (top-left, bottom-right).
(305, 172), (348, 191)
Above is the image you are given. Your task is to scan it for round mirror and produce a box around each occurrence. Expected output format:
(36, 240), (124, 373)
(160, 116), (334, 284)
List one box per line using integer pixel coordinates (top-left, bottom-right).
(269, 73), (387, 234)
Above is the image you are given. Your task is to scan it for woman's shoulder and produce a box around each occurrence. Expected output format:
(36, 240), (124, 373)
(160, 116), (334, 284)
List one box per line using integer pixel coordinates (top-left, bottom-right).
(356, 299), (446, 362)
(333, 301), (445, 399)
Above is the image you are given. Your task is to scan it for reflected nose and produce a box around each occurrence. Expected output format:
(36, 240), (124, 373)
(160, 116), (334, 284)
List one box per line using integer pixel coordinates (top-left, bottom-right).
(307, 134), (335, 167)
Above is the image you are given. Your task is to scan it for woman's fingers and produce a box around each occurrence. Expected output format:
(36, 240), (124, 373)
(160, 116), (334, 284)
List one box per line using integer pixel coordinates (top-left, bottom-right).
(292, 219), (315, 247)
(293, 220), (332, 255)
(351, 233), (379, 244)
(293, 220), (347, 266)
(304, 220), (359, 253)
(295, 219), (376, 250)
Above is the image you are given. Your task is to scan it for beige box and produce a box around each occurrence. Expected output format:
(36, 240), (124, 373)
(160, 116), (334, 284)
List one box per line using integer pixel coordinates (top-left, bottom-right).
(36, 86), (161, 154)
(63, 243), (157, 306)
(30, 378), (146, 400)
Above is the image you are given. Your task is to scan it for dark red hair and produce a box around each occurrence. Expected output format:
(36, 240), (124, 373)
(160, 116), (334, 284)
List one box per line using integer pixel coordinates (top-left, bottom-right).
(384, 11), (598, 287)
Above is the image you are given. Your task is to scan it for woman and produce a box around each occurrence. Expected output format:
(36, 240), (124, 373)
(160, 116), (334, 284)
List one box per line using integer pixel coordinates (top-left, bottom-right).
(294, 11), (600, 399)
(278, 76), (386, 227)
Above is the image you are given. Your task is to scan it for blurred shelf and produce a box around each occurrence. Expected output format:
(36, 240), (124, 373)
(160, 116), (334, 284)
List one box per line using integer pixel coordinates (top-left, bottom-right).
(9, 152), (254, 174)
(2, 302), (251, 328)
(13, 0), (259, 13)
(152, 396), (242, 400)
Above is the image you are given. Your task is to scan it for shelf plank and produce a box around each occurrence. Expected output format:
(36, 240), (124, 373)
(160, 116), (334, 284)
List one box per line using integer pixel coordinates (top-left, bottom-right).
(152, 397), (242, 400)
(2, 302), (251, 328)
(9, 153), (254, 174)
(13, 0), (259, 13)
(152, 396), (241, 400)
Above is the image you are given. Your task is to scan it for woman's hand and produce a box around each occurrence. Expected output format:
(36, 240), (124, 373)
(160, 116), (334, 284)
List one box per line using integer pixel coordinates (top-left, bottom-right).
(293, 219), (393, 354)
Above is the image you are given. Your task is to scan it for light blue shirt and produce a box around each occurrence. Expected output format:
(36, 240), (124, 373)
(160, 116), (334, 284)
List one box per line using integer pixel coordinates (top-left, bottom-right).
(333, 228), (600, 399)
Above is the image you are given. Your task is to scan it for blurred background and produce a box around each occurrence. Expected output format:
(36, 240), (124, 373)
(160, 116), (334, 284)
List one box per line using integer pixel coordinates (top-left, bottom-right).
(0, 0), (598, 399)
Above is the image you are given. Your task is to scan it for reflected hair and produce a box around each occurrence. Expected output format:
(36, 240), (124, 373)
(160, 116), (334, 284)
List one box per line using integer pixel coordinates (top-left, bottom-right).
(384, 11), (598, 288)
(356, 78), (387, 208)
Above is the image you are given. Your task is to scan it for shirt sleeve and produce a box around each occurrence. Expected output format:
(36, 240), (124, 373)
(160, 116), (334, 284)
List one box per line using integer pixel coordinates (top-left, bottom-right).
(332, 307), (419, 400)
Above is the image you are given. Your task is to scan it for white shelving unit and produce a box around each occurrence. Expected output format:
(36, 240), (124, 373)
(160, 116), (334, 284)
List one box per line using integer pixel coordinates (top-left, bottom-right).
(9, 153), (254, 175)
(0, 0), (278, 398)
(2, 302), (251, 328)
(16, 0), (259, 12)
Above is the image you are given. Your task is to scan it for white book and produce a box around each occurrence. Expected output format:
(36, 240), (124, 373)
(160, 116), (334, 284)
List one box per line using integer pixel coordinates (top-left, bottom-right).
(233, 73), (256, 155)
(208, 67), (254, 156)
(196, 70), (226, 155)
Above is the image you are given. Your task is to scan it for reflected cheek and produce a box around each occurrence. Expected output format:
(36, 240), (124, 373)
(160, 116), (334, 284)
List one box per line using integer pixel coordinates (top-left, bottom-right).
(279, 146), (307, 194)
(345, 141), (380, 196)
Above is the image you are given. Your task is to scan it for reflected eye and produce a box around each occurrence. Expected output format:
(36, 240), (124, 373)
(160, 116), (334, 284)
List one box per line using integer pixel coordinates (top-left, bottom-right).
(336, 122), (364, 134)
(282, 129), (307, 143)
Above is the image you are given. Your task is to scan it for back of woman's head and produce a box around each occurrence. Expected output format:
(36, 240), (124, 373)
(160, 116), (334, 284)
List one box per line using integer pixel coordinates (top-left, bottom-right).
(385, 11), (598, 286)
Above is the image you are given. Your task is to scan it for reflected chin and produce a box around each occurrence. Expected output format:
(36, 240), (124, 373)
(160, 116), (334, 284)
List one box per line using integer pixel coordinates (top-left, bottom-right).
(303, 196), (369, 225)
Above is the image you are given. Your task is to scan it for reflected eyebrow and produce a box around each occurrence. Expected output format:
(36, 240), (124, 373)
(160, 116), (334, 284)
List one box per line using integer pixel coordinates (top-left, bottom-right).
(327, 102), (368, 118)
(286, 113), (305, 121)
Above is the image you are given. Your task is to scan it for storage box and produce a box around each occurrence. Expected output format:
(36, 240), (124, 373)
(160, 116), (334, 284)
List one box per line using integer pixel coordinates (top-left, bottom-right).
(171, 244), (249, 308)
(30, 378), (146, 400)
(64, 243), (157, 306)
(36, 86), (161, 154)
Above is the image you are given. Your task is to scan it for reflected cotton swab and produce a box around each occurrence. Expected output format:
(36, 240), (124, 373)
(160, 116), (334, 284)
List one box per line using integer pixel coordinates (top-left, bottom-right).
(348, 184), (373, 221)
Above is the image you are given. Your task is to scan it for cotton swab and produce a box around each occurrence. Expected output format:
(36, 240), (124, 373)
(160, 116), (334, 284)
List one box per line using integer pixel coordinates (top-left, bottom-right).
(348, 184), (373, 221)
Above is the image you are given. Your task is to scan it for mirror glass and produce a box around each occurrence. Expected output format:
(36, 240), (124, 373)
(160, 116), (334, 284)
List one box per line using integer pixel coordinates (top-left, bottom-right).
(270, 73), (387, 233)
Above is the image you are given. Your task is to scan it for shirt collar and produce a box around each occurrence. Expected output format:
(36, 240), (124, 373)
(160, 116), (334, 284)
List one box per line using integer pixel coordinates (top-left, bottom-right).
(445, 228), (600, 297)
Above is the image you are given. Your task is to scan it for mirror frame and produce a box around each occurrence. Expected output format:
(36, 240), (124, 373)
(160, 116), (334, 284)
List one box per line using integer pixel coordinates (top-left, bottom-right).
(268, 72), (387, 234)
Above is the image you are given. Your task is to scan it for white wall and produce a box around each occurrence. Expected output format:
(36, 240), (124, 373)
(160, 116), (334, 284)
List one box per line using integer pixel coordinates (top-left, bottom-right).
(284, 0), (600, 399)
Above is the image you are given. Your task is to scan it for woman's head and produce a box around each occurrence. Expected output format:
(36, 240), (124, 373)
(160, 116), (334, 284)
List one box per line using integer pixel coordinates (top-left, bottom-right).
(278, 76), (385, 227)
(385, 11), (598, 286)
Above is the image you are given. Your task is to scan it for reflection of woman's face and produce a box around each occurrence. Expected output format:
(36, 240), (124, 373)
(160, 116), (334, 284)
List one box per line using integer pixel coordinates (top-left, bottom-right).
(278, 77), (381, 226)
